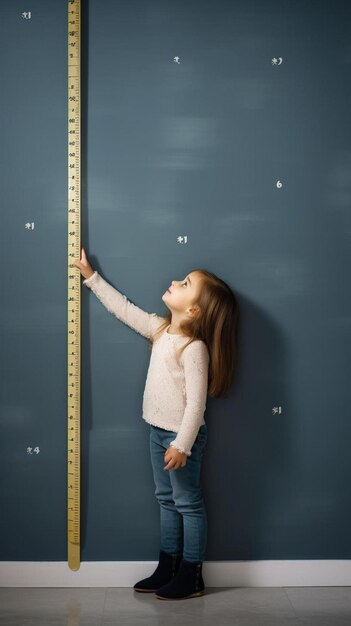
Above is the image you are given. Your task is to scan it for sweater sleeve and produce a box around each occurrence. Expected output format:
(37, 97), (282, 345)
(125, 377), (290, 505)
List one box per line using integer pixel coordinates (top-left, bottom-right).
(169, 340), (209, 456)
(83, 270), (165, 339)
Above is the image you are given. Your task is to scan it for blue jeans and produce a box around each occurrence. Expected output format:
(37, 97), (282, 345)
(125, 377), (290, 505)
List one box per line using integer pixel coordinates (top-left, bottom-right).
(149, 423), (208, 563)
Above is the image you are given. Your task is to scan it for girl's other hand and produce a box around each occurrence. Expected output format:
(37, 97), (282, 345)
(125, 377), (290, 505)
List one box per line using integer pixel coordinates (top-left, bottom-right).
(163, 446), (188, 470)
(74, 246), (95, 279)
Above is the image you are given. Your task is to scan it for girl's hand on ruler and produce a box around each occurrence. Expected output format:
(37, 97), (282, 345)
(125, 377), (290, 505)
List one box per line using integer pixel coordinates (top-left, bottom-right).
(74, 246), (95, 280)
(163, 446), (188, 470)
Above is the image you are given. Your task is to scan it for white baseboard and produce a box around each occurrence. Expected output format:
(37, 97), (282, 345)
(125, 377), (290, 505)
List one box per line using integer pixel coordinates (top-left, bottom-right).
(0, 561), (351, 587)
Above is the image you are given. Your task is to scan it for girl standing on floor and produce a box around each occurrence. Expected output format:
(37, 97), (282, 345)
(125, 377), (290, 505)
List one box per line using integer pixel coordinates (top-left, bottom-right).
(74, 247), (239, 600)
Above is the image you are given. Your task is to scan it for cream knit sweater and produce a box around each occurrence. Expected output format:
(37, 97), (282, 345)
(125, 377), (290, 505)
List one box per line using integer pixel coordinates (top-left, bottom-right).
(83, 271), (209, 456)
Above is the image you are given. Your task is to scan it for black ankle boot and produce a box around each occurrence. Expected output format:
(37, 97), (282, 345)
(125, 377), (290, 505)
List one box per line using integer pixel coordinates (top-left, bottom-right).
(155, 559), (205, 600)
(133, 550), (183, 593)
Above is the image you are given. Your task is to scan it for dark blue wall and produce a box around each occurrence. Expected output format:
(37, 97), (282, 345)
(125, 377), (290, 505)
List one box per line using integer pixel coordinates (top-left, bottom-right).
(1, 0), (350, 561)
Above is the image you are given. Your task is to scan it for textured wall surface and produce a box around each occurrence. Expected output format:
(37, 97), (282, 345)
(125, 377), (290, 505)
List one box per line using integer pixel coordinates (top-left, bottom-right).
(1, 0), (350, 561)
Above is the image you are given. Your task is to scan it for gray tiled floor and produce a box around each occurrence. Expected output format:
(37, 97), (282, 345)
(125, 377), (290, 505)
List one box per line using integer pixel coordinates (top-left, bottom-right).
(0, 587), (350, 625)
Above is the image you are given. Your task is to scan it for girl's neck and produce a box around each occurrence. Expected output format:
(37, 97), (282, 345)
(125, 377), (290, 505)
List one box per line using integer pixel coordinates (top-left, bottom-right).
(166, 323), (184, 336)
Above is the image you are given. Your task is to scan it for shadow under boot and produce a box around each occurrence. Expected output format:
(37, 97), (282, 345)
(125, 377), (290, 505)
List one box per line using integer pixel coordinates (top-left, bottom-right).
(133, 550), (183, 593)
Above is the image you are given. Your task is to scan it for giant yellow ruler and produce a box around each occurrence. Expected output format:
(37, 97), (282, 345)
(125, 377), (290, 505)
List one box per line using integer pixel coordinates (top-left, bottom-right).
(67, 0), (81, 571)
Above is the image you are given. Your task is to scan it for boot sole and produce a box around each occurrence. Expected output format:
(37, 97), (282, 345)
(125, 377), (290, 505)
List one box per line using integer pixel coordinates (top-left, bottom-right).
(155, 590), (205, 599)
(134, 587), (157, 592)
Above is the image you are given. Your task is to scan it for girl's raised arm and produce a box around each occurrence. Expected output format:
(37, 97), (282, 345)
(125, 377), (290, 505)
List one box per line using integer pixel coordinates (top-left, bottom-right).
(83, 271), (165, 339)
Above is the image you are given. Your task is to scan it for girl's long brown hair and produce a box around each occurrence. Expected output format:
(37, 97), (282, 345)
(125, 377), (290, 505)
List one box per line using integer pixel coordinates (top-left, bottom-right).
(148, 269), (240, 398)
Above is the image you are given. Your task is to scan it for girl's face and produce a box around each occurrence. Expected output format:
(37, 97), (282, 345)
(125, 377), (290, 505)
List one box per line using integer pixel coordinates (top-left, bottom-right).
(162, 272), (201, 314)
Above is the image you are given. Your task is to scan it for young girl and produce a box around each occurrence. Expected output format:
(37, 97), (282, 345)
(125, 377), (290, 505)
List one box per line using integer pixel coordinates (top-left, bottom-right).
(74, 247), (239, 600)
